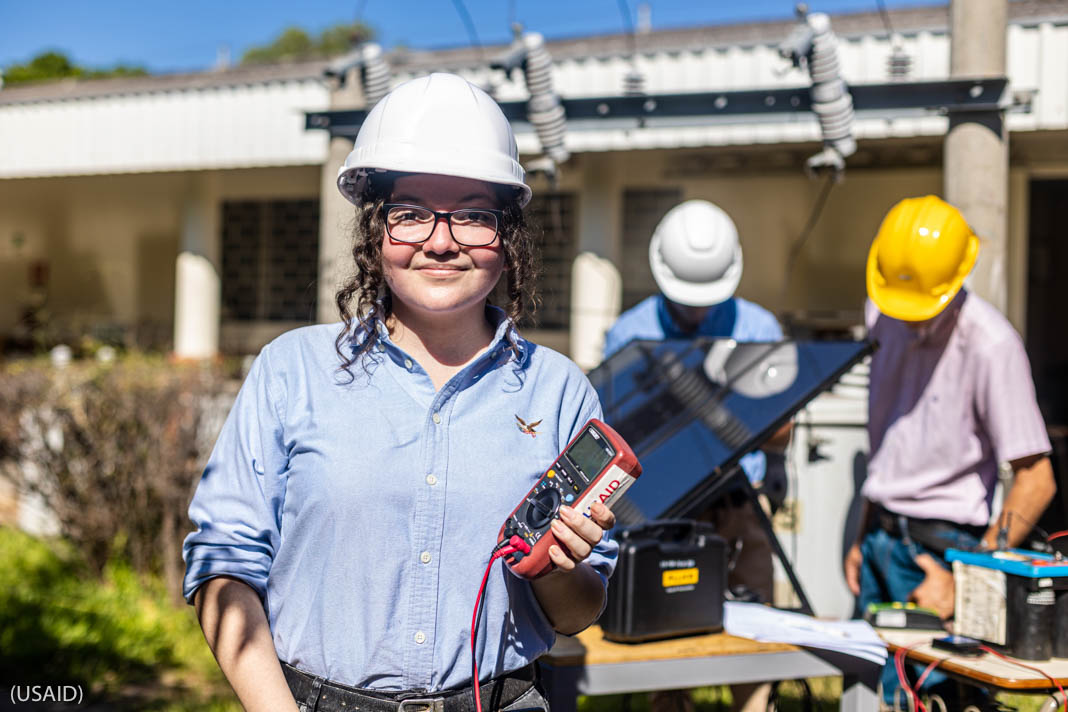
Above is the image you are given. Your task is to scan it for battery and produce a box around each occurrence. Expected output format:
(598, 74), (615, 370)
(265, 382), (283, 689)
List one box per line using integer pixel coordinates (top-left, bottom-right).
(947, 549), (1068, 661)
(1055, 589), (1068, 659)
(600, 520), (726, 643)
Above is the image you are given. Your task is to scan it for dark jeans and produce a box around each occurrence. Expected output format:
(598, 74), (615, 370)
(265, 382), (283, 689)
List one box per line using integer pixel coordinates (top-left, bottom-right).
(858, 523), (982, 706)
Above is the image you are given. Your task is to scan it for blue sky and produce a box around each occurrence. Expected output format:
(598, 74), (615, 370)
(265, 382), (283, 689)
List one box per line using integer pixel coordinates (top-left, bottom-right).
(0, 0), (940, 75)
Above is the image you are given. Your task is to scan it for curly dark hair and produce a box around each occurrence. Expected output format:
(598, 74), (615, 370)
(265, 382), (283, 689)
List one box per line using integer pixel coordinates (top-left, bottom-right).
(333, 173), (539, 375)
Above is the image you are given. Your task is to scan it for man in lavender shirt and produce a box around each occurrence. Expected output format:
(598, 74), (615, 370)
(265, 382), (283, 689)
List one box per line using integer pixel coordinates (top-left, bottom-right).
(845, 195), (1057, 706)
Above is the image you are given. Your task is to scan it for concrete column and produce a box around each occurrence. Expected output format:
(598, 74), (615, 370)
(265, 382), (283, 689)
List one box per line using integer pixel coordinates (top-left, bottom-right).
(317, 70), (366, 324)
(570, 153), (623, 369)
(173, 178), (220, 359)
(317, 136), (358, 323)
(945, 0), (1009, 314)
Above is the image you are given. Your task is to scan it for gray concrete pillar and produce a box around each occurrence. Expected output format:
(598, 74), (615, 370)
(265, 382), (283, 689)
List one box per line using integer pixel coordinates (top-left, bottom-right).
(945, 0), (1009, 314)
(317, 136), (357, 323)
(173, 177), (220, 359)
(317, 69), (367, 324)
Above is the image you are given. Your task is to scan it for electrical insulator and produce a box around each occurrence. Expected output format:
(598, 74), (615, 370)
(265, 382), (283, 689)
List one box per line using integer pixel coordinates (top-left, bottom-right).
(359, 44), (392, 107)
(779, 10), (856, 177)
(623, 69), (645, 97)
(886, 35), (912, 81)
(324, 42), (392, 110)
(492, 31), (569, 175)
(521, 32), (569, 166)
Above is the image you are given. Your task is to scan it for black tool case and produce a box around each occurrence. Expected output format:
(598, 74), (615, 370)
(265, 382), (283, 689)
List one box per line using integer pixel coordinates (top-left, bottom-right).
(600, 520), (727, 643)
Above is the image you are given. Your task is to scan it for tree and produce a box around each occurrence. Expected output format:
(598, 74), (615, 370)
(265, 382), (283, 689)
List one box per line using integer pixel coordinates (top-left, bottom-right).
(2, 50), (147, 86)
(318, 21), (374, 56)
(240, 21), (374, 65)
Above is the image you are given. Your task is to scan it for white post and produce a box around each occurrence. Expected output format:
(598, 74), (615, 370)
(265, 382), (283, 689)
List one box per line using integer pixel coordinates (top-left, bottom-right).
(173, 180), (220, 359)
(570, 253), (621, 370)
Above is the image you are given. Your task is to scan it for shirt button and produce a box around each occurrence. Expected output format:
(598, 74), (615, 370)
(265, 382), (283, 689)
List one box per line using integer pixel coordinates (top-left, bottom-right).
(426, 474), (437, 486)
(414, 631), (427, 644)
(420, 551), (431, 564)
(432, 412), (441, 425)
(404, 358), (413, 369)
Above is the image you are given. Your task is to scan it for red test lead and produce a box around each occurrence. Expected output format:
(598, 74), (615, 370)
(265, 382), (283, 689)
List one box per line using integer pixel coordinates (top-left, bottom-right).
(470, 420), (641, 712)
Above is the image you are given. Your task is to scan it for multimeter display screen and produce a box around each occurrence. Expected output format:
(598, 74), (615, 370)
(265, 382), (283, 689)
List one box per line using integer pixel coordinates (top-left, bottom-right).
(566, 430), (613, 481)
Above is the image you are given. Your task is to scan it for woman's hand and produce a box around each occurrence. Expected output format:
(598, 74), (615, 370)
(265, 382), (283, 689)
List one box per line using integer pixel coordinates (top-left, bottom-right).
(530, 501), (616, 634)
(547, 502), (616, 572)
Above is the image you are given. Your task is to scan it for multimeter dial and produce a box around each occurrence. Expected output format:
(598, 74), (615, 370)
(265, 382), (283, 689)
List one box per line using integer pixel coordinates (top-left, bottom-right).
(525, 485), (562, 529)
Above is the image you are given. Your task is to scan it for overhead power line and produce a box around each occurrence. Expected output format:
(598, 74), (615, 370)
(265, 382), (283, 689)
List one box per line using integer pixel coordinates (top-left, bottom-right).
(451, 0), (485, 60)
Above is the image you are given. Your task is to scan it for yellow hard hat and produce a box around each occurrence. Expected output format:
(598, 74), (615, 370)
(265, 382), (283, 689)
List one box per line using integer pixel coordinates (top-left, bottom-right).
(866, 195), (979, 321)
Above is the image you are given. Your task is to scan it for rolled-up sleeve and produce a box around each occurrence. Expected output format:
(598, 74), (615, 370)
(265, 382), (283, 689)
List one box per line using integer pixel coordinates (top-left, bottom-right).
(976, 334), (1051, 465)
(182, 347), (288, 605)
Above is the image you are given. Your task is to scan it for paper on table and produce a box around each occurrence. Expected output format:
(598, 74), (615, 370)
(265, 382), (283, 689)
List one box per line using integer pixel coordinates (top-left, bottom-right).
(724, 602), (888, 665)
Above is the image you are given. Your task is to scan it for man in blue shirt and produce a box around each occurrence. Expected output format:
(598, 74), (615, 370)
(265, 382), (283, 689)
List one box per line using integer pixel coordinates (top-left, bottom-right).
(603, 199), (784, 712)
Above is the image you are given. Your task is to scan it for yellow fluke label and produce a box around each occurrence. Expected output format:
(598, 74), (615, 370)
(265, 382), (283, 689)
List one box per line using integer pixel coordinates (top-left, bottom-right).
(662, 568), (699, 587)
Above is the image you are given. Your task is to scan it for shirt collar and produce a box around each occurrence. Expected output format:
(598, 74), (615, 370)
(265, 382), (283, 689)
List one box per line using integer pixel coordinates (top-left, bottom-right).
(906, 289), (967, 344)
(656, 295), (726, 338)
(348, 304), (528, 364)
(484, 305), (528, 364)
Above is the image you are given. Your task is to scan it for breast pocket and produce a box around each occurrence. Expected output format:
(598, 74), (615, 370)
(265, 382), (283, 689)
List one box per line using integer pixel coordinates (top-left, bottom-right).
(914, 386), (961, 470)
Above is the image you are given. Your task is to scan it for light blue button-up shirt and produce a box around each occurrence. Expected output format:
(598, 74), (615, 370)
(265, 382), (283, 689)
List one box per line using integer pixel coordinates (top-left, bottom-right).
(602, 294), (783, 483)
(182, 310), (615, 691)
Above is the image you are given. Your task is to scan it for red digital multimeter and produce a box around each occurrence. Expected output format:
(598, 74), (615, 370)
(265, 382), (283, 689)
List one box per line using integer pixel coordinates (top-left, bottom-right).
(497, 419), (642, 578)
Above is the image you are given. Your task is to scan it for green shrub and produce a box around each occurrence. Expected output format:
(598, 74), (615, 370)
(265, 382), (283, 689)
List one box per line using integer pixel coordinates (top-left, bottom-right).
(0, 354), (232, 599)
(0, 526), (238, 709)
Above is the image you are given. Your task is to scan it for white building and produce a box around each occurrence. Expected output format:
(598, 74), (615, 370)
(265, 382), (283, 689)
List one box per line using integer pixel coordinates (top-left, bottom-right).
(2, 3), (1065, 367)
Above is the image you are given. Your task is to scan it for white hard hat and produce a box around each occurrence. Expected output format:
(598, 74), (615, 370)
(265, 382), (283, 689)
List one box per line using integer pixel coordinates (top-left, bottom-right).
(337, 73), (532, 207)
(648, 200), (743, 307)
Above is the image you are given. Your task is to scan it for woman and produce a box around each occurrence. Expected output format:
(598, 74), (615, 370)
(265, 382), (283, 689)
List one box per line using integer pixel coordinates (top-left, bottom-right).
(182, 73), (617, 712)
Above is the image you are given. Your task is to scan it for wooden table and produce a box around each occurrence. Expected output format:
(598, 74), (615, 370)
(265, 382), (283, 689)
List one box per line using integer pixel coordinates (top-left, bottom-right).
(539, 625), (881, 712)
(880, 630), (1068, 710)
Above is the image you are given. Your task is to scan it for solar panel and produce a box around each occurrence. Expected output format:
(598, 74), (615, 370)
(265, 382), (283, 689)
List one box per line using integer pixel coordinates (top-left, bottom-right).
(588, 338), (873, 524)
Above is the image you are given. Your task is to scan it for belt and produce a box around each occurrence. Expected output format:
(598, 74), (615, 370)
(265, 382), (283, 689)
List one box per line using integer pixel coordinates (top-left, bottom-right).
(870, 505), (985, 555)
(282, 661), (537, 712)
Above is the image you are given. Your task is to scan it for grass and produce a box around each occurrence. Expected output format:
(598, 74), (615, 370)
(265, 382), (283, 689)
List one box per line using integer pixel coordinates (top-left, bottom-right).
(0, 526), (240, 711)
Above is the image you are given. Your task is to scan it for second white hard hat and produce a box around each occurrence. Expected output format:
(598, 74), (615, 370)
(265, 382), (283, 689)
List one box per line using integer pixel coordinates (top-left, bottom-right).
(337, 72), (532, 207)
(649, 200), (743, 307)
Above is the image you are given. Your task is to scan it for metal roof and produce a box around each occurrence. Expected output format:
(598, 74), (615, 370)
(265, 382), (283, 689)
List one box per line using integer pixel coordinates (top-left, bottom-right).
(0, 77), (330, 178)
(1, 1), (1065, 178)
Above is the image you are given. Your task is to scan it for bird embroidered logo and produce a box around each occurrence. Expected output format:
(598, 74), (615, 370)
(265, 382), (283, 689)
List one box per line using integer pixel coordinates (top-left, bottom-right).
(515, 415), (542, 438)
